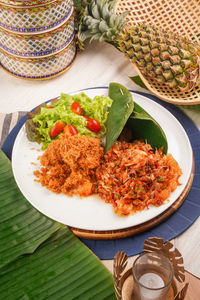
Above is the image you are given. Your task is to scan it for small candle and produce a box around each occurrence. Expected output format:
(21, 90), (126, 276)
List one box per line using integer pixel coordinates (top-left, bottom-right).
(132, 252), (173, 300)
(139, 272), (164, 289)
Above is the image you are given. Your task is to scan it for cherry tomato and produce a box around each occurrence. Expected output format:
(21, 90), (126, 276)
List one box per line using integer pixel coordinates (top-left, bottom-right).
(71, 101), (82, 115)
(50, 121), (65, 138)
(64, 124), (78, 136)
(83, 115), (90, 122)
(86, 118), (101, 133)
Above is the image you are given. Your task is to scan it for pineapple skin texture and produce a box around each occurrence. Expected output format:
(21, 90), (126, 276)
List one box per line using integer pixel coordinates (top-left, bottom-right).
(78, 0), (200, 92)
(118, 25), (200, 91)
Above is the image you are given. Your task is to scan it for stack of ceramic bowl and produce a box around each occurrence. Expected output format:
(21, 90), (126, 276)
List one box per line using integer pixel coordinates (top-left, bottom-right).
(0, 0), (76, 79)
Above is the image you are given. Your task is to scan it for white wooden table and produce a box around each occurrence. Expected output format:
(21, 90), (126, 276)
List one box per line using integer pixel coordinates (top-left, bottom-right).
(1, 41), (200, 279)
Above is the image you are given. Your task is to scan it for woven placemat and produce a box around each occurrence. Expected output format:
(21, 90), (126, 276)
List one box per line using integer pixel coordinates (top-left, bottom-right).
(1, 91), (200, 260)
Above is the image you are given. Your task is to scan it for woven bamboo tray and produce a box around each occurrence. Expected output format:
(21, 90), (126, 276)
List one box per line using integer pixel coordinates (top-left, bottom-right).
(116, 0), (200, 105)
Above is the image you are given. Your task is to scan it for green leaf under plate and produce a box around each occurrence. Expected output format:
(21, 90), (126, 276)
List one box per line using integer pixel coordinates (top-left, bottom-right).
(0, 227), (116, 300)
(0, 149), (116, 299)
(177, 104), (200, 111)
(0, 149), (61, 269)
(130, 75), (148, 90)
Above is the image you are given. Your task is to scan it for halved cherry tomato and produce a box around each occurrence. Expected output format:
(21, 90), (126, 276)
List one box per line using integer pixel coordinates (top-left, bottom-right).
(86, 118), (101, 133)
(50, 121), (65, 138)
(71, 101), (82, 115)
(64, 124), (78, 136)
(83, 115), (90, 122)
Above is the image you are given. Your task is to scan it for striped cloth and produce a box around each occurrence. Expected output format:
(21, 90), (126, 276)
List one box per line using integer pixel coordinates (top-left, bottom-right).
(0, 112), (26, 148)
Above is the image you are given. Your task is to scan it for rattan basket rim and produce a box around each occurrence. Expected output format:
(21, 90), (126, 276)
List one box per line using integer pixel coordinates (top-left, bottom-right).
(134, 65), (200, 106)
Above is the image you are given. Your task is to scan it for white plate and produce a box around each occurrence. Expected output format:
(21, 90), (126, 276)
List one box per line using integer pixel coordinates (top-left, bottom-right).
(12, 87), (193, 231)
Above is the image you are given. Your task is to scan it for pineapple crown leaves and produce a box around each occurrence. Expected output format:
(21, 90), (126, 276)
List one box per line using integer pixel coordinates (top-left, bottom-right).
(78, 0), (129, 49)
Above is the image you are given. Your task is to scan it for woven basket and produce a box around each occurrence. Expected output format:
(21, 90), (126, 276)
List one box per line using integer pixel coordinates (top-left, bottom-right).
(116, 0), (200, 105)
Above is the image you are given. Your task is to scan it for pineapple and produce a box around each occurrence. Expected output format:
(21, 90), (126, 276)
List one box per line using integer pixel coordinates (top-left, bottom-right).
(78, 0), (200, 91)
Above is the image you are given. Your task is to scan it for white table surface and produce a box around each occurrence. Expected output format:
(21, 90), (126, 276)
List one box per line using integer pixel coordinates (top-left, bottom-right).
(1, 41), (200, 278)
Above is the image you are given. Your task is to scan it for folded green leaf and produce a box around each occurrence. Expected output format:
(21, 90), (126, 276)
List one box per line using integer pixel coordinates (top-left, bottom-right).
(105, 82), (134, 152)
(0, 227), (116, 300)
(106, 82), (168, 154)
(0, 150), (61, 269)
(128, 102), (168, 154)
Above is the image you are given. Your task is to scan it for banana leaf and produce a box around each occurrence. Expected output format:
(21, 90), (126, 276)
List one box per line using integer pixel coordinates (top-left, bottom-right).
(177, 104), (200, 111)
(128, 102), (168, 154)
(0, 227), (116, 300)
(130, 75), (148, 89)
(0, 149), (116, 299)
(105, 82), (134, 152)
(106, 82), (168, 154)
(0, 150), (61, 269)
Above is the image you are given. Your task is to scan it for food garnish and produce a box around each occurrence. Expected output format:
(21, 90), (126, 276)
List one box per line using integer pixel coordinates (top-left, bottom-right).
(128, 101), (168, 154)
(25, 92), (112, 149)
(49, 121), (66, 138)
(71, 101), (82, 115)
(86, 118), (101, 133)
(105, 82), (134, 153)
(106, 83), (168, 154)
(64, 124), (78, 136)
(96, 140), (182, 216)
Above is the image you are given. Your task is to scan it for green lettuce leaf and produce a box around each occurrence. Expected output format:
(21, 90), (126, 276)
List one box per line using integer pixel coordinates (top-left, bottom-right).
(26, 93), (112, 149)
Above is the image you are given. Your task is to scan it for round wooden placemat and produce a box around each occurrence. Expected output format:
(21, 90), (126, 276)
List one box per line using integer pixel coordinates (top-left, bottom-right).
(116, 0), (200, 105)
(70, 156), (194, 240)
